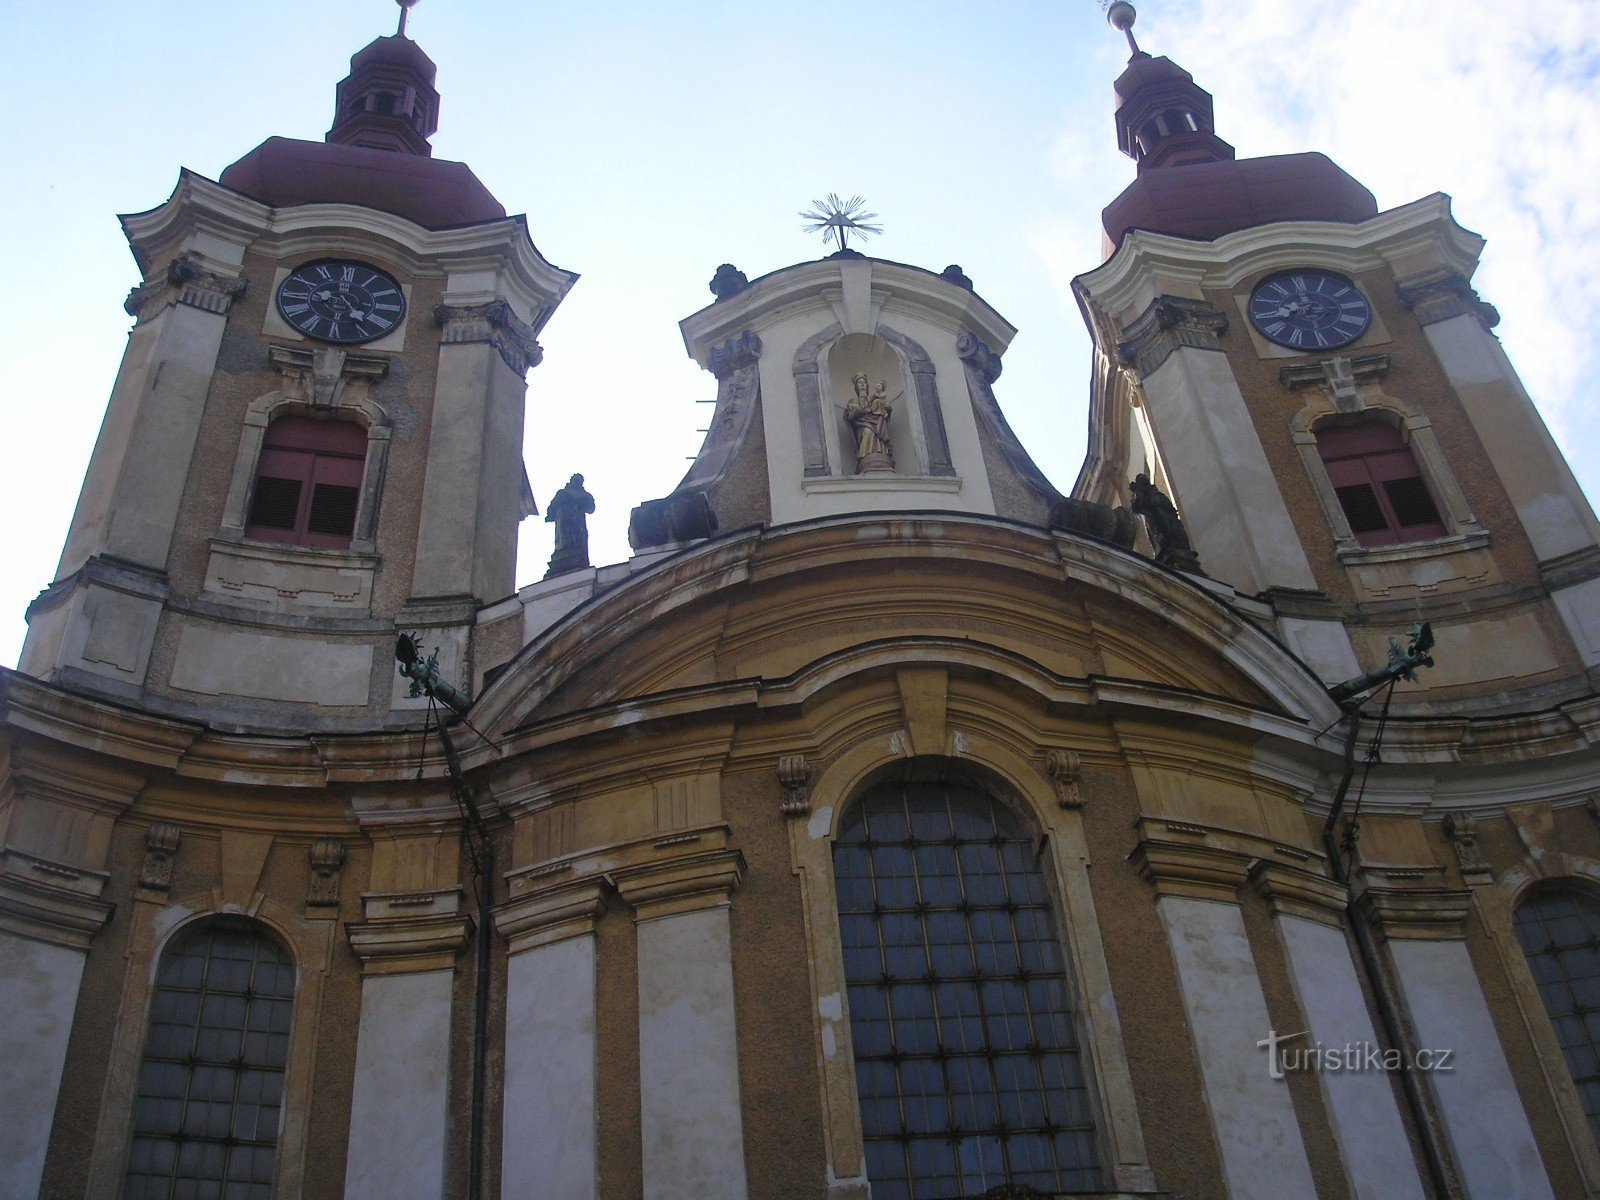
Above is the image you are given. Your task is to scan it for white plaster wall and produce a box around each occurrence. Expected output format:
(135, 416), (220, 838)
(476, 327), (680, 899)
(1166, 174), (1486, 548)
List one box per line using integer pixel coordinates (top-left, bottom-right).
(1274, 616), (1362, 685)
(344, 969), (456, 1200)
(413, 343), (495, 599)
(1157, 896), (1318, 1200)
(1140, 348), (1319, 595)
(1422, 314), (1600, 562)
(169, 624), (373, 707)
(754, 262), (996, 526)
(503, 936), (598, 1200)
(636, 906), (748, 1200)
(1388, 938), (1555, 1200)
(104, 300), (234, 569)
(1552, 575), (1600, 668)
(0, 933), (86, 1200)
(1277, 916), (1424, 1200)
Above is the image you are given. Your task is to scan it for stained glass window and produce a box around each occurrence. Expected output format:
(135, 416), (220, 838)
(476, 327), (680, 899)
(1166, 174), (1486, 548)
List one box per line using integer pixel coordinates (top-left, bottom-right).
(1514, 886), (1600, 1149)
(834, 778), (1101, 1199)
(124, 921), (294, 1200)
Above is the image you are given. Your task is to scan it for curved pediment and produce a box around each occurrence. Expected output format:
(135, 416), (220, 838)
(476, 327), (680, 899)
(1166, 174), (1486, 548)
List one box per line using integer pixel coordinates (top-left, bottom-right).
(474, 515), (1339, 745)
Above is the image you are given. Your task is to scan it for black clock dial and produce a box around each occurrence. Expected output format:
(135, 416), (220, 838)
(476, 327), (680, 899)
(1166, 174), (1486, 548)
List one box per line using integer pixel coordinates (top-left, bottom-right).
(1248, 270), (1372, 351)
(276, 260), (406, 344)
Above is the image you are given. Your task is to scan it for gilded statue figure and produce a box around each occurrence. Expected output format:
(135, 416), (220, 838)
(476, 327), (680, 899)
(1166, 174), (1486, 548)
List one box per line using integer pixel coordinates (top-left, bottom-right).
(844, 373), (895, 473)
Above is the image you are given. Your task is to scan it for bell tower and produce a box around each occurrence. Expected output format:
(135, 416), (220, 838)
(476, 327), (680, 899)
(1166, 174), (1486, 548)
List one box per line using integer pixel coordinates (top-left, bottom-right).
(1073, 4), (1600, 701)
(19, 7), (576, 720)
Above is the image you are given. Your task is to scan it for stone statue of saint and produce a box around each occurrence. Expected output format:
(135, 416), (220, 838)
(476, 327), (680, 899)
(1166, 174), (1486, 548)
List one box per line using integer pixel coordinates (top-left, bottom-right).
(844, 373), (894, 474)
(545, 473), (595, 578)
(1130, 472), (1203, 574)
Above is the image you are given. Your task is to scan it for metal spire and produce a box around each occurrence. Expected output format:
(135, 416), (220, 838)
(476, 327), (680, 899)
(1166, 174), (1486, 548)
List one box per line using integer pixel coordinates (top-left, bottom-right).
(397, 0), (420, 37)
(1105, 1), (1142, 57)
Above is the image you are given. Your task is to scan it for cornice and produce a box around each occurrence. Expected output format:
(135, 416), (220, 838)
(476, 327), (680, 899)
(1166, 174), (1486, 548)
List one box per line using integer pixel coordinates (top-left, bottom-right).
(1353, 884), (1472, 941)
(1075, 193), (1485, 324)
(119, 170), (577, 330)
(679, 256), (1015, 367)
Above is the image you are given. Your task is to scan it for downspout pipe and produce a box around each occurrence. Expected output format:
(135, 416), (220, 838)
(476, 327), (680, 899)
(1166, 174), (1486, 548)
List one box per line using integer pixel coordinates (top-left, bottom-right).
(1322, 704), (1457, 1200)
(1321, 621), (1455, 1198)
(398, 636), (494, 1200)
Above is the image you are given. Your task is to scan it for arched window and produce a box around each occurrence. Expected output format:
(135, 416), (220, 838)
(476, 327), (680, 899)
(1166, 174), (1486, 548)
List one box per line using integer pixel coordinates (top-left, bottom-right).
(1514, 886), (1600, 1149)
(244, 415), (367, 549)
(834, 777), (1101, 1199)
(124, 921), (295, 1200)
(1316, 420), (1445, 547)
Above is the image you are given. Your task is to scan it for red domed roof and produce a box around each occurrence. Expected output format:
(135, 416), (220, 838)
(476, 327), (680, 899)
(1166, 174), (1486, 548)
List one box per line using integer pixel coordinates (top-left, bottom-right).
(219, 136), (506, 230)
(1101, 152), (1378, 252)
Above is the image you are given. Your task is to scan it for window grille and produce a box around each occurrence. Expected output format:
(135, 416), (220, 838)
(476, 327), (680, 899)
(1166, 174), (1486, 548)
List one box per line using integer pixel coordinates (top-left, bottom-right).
(1317, 421), (1445, 547)
(244, 415), (367, 549)
(834, 779), (1101, 1199)
(1514, 887), (1600, 1150)
(124, 922), (294, 1200)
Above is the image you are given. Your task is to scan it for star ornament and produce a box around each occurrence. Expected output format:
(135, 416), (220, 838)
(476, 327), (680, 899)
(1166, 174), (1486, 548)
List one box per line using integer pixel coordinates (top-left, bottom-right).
(800, 194), (884, 254)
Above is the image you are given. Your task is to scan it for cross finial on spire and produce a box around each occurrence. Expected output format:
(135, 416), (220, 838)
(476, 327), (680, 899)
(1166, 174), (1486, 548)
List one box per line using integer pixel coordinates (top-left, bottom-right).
(1105, 2), (1143, 57)
(397, 0), (420, 37)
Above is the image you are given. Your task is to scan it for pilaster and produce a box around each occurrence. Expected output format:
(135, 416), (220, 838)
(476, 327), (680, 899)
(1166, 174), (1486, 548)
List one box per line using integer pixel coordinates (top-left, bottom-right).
(617, 848), (749, 1200)
(496, 879), (607, 1200)
(1114, 294), (1319, 594)
(411, 300), (540, 606)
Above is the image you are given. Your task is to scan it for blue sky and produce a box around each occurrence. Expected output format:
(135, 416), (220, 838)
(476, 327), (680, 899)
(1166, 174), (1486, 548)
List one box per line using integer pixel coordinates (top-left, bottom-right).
(2, 0), (1595, 664)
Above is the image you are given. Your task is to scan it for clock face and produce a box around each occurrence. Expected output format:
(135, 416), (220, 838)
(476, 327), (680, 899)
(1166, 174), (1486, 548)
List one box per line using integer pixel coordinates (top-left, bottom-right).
(275, 260), (406, 344)
(1248, 270), (1372, 351)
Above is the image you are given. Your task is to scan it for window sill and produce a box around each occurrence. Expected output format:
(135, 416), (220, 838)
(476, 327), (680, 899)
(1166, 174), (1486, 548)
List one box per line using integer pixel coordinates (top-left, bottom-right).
(802, 474), (963, 494)
(203, 534), (379, 612)
(1334, 527), (1489, 568)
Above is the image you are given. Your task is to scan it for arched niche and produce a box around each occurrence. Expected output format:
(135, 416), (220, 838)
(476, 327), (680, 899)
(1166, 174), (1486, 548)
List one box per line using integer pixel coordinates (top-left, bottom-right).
(792, 324), (954, 481)
(823, 332), (920, 476)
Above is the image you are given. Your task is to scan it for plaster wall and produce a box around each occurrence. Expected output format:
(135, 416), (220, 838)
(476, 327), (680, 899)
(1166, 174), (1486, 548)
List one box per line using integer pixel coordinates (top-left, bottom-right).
(344, 968), (456, 1200)
(637, 905), (748, 1200)
(1389, 936), (1556, 1200)
(1139, 346), (1318, 594)
(748, 263), (996, 525)
(1276, 915), (1424, 1200)
(1552, 575), (1600, 667)
(1422, 314), (1600, 562)
(169, 623), (374, 707)
(503, 934), (598, 1200)
(1156, 894), (1318, 1200)
(0, 932), (86, 1200)
(412, 341), (498, 599)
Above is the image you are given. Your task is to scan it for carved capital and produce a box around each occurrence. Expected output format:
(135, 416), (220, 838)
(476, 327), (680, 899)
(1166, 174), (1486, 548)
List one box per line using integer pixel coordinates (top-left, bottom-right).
(1129, 837), (1251, 903)
(307, 839), (346, 909)
(778, 754), (812, 817)
(1117, 296), (1228, 376)
(494, 879), (608, 954)
(124, 251), (247, 320)
(1442, 813), (1493, 886)
(707, 329), (763, 380)
(434, 299), (543, 374)
(1044, 750), (1084, 809)
(347, 887), (470, 973)
(956, 331), (1003, 385)
(1249, 860), (1349, 926)
(1355, 884), (1472, 941)
(1397, 269), (1500, 330)
(139, 822), (182, 892)
(269, 344), (389, 408)
(613, 848), (746, 923)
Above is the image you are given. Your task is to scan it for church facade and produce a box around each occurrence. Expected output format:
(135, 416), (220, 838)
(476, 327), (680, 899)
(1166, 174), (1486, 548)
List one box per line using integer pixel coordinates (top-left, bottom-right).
(3, 7), (1599, 1200)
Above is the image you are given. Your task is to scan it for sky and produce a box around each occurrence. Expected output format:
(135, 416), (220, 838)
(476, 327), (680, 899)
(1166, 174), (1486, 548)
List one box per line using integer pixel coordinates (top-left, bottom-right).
(1, 0), (1596, 666)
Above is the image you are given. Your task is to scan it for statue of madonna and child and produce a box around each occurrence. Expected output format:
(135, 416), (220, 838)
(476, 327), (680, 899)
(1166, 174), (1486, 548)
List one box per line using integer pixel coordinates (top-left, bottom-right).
(843, 372), (895, 474)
